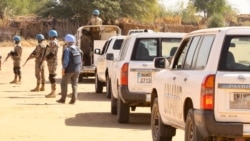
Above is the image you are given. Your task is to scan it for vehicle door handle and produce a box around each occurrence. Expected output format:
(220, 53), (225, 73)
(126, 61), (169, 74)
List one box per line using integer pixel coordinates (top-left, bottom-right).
(184, 78), (187, 81)
(142, 64), (147, 67)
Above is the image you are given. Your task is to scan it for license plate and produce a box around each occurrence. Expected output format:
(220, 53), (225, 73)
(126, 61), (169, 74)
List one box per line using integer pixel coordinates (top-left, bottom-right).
(137, 72), (152, 83)
(230, 92), (250, 109)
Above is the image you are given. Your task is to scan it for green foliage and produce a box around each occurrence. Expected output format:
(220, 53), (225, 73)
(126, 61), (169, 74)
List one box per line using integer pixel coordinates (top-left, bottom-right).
(207, 14), (225, 28)
(190, 0), (226, 18)
(181, 2), (199, 25)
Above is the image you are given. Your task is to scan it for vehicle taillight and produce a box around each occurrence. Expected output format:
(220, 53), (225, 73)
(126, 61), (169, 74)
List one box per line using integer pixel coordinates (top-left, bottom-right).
(120, 63), (129, 85)
(200, 74), (215, 110)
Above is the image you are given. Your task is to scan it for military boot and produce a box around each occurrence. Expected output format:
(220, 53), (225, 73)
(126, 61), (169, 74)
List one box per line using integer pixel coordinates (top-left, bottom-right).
(45, 83), (56, 98)
(31, 84), (40, 92)
(40, 83), (45, 91)
(10, 76), (17, 84)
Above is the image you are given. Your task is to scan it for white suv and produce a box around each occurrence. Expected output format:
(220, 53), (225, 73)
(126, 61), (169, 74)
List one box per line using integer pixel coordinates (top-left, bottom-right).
(107, 32), (185, 123)
(151, 27), (250, 141)
(94, 35), (126, 98)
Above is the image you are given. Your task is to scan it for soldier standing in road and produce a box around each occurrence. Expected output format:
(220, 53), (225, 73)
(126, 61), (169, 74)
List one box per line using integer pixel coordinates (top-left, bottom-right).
(44, 30), (59, 98)
(27, 34), (46, 92)
(56, 34), (82, 104)
(8, 35), (23, 84)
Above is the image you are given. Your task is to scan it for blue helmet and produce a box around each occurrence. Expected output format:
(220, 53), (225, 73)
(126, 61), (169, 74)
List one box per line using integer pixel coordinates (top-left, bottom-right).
(13, 35), (21, 42)
(92, 9), (100, 16)
(64, 34), (76, 43)
(36, 34), (45, 41)
(48, 30), (58, 37)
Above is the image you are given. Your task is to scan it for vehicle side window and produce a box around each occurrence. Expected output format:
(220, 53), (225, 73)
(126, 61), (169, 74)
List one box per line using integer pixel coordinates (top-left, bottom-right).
(219, 36), (250, 71)
(118, 38), (130, 61)
(193, 35), (215, 70)
(172, 37), (192, 69)
(113, 39), (124, 50)
(102, 39), (111, 54)
(183, 36), (201, 69)
(131, 39), (157, 61)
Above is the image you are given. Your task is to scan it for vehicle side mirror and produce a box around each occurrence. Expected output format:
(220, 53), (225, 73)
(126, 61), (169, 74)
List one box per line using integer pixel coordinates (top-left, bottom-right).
(94, 48), (101, 55)
(106, 53), (114, 60)
(154, 57), (170, 69)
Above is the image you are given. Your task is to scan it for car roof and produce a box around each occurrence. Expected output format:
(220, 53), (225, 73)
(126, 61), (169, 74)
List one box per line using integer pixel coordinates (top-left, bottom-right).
(127, 32), (186, 38)
(189, 26), (250, 35)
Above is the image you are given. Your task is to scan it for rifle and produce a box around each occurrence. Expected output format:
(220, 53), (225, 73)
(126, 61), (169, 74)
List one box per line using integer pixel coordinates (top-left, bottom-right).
(39, 45), (49, 68)
(2, 52), (12, 65)
(22, 50), (36, 67)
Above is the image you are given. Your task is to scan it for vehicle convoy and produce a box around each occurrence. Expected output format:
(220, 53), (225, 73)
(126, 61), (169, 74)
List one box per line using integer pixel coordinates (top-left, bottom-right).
(75, 25), (121, 81)
(94, 35), (126, 98)
(151, 27), (250, 141)
(106, 32), (185, 123)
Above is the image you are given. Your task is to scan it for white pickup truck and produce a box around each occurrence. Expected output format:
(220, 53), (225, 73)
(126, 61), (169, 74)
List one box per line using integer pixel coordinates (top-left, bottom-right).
(75, 25), (121, 81)
(94, 35), (126, 98)
(151, 27), (250, 141)
(106, 32), (185, 123)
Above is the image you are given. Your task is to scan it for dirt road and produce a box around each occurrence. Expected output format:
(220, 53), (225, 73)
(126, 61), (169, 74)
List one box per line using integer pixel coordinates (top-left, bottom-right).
(0, 46), (184, 141)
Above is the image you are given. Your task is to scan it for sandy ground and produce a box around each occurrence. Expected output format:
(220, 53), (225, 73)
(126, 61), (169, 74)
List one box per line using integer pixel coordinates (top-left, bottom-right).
(0, 44), (184, 141)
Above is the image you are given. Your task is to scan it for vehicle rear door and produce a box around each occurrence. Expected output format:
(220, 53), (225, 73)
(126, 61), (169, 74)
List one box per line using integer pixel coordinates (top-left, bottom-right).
(128, 37), (183, 93)
(215, 35), (250, 123)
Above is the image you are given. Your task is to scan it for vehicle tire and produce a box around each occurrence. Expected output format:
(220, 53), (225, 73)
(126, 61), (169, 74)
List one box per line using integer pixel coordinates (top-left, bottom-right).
(95, 74), (103, 93)
(117, 95), (129, 123)
(106, 76), (111, 99)
(78, 74), (83, 82)
(151, 98), (176, 141)
(111, 92), (117, 115)
(185, 109), (203, 141)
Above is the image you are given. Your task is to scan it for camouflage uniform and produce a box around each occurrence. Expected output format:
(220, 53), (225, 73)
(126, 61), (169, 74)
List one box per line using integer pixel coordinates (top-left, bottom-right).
(45, 39), (59, 98)
(29, 41), (46, 91)
(10, 43), (22, 83)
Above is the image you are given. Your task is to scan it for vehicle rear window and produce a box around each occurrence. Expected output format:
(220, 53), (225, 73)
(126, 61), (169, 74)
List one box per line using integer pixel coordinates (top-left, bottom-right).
(131, 38), (182, 61)
(219, 36), (250, 71)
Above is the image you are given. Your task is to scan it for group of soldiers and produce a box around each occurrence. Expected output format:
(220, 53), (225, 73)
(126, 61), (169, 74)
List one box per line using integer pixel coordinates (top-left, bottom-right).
(0, 9), (103, 99)
(3, 29), (60, 98)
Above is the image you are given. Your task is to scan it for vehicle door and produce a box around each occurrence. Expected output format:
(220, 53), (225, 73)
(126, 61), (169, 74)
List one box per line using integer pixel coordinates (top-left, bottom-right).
(215, 35), (250, 123)
(96, 39), (111, 80)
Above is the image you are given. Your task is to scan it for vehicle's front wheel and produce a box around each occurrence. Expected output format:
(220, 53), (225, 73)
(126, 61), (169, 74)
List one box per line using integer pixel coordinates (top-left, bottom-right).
(151, 98), (176, 141)
(117, 95), (129, 123)
(185, 109), (203, 141)
(106, 76), (111, 99)
(95, 74), (103, 93)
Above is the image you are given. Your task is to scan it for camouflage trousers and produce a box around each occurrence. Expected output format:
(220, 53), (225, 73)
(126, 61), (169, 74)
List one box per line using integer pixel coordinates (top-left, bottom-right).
(35, 61), (45, 84)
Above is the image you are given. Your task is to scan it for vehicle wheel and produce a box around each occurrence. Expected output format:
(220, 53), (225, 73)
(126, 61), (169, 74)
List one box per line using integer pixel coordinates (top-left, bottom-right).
(78, 74), (83, 82)
(151, 98), (176, 141)
(106, 76), (111, 99)
(95, 74), (103, 93)
(185, 109), (203, 141)
(111, 92), (117, 115)
(117, 95), (129, 123)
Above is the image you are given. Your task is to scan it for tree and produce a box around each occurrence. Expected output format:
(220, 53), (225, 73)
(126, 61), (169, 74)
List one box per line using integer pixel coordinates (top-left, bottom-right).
(181, 2), (199, 25)
(190, 0), (226, 18)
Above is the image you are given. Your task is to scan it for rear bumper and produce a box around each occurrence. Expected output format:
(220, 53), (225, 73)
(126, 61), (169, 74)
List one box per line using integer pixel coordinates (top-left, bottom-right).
(194, 110), (243, 138)
(118, 85), (151, 106)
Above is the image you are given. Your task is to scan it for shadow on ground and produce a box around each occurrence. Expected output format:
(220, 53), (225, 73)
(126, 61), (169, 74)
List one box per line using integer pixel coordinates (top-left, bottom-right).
(65, 112), (150, 130)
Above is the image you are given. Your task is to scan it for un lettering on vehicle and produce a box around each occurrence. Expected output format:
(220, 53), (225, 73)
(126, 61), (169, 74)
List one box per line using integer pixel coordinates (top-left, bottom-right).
(164, 84), (182, 119)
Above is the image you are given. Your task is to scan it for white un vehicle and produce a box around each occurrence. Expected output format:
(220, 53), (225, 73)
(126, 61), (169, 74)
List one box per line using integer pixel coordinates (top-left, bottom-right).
(151, 27), (250, 141)
(94, 35), (126, 98)
(107, 32), (185, 123)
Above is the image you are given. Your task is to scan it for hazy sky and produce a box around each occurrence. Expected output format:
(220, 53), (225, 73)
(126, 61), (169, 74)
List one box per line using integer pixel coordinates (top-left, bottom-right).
(161, 0), (250, 14)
